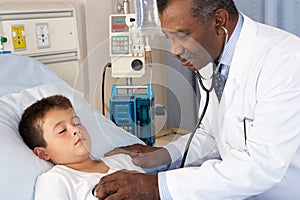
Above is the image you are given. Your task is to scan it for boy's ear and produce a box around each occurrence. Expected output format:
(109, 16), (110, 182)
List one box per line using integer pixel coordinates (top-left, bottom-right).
(33, 147), (50, 161)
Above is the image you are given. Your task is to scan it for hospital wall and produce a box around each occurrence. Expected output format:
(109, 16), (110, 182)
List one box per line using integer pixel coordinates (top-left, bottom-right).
(0, 0), (168, 132)
(234, 0), (300, 37)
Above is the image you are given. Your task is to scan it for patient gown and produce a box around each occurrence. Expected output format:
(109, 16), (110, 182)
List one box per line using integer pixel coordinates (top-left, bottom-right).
(34, 154), (144, 200)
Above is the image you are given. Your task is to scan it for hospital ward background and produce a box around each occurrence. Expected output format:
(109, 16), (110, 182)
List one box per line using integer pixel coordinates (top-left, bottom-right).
(0, 0), (300, 199)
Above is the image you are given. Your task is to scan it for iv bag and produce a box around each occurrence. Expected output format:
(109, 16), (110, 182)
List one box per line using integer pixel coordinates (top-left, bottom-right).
(135, 0), (161, 35)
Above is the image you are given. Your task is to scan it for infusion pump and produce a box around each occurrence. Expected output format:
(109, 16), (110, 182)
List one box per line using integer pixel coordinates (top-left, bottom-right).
(109, 14), (145, 78)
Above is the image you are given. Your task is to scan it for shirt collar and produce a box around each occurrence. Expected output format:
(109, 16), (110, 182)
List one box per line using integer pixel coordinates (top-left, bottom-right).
(219, 13), (244, 67)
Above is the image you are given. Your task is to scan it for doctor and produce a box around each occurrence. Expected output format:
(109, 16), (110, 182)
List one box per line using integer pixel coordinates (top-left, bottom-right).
(94, 0), (300, 199)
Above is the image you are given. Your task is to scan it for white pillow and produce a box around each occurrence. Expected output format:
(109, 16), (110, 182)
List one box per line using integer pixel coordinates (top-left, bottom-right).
(0, 83), (143, 200)
(0, 54), (66, 97)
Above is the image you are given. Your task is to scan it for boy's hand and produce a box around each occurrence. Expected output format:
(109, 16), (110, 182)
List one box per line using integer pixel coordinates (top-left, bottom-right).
(105, 144), (171, 168)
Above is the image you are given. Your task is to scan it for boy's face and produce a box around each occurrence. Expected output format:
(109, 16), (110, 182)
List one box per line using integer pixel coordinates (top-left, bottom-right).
(37, 107), (91, 165)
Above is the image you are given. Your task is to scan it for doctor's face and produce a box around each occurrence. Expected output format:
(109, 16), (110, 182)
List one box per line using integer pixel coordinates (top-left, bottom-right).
(159, 0), (220, 70)
(41, 108), (91, 165)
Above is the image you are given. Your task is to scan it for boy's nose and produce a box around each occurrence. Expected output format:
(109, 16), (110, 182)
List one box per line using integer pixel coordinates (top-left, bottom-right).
(71, 125), (79, 136)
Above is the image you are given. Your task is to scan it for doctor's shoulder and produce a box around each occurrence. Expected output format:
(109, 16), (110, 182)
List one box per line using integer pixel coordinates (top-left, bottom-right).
(255, 22), (300, 55)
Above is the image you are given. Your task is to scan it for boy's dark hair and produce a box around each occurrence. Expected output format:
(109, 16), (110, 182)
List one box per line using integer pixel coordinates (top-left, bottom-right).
(19, 95), (73, 150)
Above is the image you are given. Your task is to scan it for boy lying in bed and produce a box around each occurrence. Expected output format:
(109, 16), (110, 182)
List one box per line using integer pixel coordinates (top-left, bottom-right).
(19, 95), (144, 200)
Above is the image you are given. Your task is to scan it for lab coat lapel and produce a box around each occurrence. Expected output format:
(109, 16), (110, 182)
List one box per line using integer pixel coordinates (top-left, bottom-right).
(218, 14), (257, 136)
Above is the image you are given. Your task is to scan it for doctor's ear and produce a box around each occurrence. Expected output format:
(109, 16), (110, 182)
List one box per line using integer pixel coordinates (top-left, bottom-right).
(213, 9), (229, 27)
(33, 147), (50, 161)
(215, 17), (222, 27)
(215, 21), (226, 35)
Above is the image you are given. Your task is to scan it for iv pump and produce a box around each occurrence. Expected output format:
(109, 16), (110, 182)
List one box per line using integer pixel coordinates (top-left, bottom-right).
(109, 0), (160, 146)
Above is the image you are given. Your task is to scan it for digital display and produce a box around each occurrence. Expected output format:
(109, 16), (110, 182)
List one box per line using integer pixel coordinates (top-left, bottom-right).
(117, 107), (129, 113)
(115, 19), (125, 24)
(117, 113), (129, 118)
(111, 16), (128, 32)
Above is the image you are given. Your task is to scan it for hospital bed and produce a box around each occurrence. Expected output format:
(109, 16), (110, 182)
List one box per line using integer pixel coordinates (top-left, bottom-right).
(0, 54), (143, 199)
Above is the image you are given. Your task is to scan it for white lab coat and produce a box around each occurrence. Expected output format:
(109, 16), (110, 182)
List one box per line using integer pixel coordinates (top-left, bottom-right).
(162, 14), (300, 200)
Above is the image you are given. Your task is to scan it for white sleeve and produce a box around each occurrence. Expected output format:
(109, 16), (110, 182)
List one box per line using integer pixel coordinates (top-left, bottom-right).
(164, 75), (220, 168)
(34, 172), (70, 200)
(164, 125), (220, 168)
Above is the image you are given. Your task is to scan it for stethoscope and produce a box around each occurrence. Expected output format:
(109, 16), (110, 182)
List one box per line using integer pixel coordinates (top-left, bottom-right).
(180, 24), (229, 168)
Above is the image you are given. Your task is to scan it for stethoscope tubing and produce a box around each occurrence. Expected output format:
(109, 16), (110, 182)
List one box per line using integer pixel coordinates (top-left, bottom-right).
(179, 25), (228, 168)
(180, 71), (210, 168)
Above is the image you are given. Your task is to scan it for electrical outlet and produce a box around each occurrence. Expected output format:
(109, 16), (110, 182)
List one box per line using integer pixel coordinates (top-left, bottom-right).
(11, 25), (26, 50)
(36, 23), (50, 49)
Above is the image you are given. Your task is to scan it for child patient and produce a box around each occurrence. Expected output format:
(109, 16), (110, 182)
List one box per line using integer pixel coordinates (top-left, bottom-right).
(19, 95), (144, 200)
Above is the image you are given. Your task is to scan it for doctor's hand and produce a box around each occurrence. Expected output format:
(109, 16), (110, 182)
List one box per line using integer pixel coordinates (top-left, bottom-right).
(93, 170), (160, 200)
(105, 144), (171, 168)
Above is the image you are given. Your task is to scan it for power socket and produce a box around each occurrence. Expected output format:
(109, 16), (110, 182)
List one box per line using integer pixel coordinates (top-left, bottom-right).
(36, 23), (50, 49)
(12, 25), (26, 50)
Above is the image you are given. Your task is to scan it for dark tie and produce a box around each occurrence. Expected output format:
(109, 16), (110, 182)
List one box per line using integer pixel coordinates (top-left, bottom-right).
(213, 64), (228, 101)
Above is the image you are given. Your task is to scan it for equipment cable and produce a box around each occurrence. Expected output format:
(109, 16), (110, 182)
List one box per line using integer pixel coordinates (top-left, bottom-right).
(101, 62), (111, 115)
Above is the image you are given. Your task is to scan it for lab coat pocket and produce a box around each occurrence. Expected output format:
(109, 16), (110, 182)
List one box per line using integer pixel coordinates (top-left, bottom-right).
(222, 116), (249, 153)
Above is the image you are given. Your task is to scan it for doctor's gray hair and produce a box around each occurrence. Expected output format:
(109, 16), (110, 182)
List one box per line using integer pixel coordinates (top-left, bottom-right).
(157, 0), (238, 23)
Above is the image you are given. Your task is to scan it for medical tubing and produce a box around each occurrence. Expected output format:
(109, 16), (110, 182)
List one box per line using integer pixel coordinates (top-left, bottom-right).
(145, 36), (152, 68)
(101, 62), (111, 115)
(180, 70), (210, 168)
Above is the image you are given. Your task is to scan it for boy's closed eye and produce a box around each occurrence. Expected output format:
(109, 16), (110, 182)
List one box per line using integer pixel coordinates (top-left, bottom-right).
(58, 128), (66, 134)
(55, 126), (66, 134)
